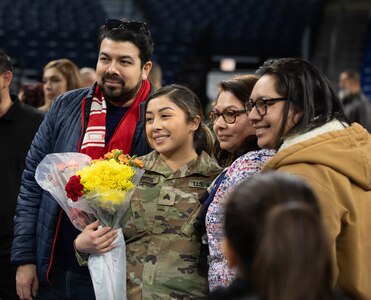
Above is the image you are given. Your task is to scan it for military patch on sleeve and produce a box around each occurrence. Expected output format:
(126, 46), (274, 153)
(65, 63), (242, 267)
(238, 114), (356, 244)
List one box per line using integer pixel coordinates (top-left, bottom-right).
(188, 180), (210, 189)
(139, 175), (159, 185)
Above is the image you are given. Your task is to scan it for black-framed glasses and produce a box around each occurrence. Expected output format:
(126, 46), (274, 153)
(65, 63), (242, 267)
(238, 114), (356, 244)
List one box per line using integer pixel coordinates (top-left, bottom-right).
(209, 108), (247, 124)
(245, 97), (286, 116)
(104, 19), (149, 35)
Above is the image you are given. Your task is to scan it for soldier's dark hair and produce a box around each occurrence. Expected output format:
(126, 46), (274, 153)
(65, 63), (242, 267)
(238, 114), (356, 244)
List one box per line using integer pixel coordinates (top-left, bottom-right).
(98, 19), (153, 68)
(0, 51), (13, 74)
(256, 57), (346, 149)
(212, 74), (260, 167)
(224, 172), (333, 300)
(145, 84), (215, 156)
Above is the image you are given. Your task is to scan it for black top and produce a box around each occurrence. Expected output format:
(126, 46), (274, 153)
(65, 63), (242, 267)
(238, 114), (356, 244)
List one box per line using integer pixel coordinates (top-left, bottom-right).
(342, 92), (371, 132)
(105, 101), (129, 143)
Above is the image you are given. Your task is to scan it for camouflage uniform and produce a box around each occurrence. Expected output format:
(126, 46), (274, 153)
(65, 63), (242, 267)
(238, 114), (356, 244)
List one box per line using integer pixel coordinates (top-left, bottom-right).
(122, 150), (222, 300)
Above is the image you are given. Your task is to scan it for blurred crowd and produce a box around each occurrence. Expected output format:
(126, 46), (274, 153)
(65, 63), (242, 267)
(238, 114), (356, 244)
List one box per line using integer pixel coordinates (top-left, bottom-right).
(1, 16), (370, 300)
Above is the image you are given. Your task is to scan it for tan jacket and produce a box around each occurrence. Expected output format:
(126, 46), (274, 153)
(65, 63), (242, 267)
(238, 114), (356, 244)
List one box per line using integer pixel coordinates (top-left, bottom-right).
(263, 121), (371, 300)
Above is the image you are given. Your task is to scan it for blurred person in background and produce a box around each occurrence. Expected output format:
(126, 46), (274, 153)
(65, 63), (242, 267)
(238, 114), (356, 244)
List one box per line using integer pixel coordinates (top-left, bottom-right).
(18, 82), (45, 108)
(40, 58), (82, 112)
(338, 69), (371, 132)
(147, 60), (162, 90)
(0, 51), (44, 300)
(80, 67), (97, 88)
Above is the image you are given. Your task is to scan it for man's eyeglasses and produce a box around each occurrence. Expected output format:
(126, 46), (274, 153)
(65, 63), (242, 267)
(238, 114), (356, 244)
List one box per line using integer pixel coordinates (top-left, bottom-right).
(245, 97), (286, 116)
(209, 109), (247, 124)
(104, 19), (149, 35)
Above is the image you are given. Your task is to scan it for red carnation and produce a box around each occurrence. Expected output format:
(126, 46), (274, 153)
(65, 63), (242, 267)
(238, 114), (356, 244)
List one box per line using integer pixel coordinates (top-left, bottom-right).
(65, 175), (84, 202)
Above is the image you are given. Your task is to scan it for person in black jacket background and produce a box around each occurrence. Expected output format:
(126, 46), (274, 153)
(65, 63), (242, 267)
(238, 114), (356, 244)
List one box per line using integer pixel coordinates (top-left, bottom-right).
(338, 69), (371, 132)
(0, 51), (44, 300)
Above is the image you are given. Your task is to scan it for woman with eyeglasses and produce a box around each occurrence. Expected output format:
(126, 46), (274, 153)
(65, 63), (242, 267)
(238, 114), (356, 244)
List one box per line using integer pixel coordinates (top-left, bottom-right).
(201, 75), (274, 291)
(247, 57), (371, 299)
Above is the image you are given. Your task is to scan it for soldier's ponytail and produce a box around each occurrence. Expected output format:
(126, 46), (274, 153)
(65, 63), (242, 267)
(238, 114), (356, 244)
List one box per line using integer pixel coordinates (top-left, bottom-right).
(193, 123), (215, 156)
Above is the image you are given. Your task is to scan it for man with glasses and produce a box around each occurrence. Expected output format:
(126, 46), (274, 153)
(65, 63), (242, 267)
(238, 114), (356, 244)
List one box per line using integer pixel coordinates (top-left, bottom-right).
(0, 51), (44, 300)
(11, 19), (154, 299)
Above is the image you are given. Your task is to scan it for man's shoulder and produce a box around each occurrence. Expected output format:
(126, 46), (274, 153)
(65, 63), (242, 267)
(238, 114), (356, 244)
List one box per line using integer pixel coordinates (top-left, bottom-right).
(347, 92), (371, 105)
(59, 87), (91, 102)
(51, 88), (92, 113)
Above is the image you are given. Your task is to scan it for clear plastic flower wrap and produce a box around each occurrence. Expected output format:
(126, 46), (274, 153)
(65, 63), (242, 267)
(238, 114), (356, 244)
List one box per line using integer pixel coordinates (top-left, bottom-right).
(35, 150), (145, 300)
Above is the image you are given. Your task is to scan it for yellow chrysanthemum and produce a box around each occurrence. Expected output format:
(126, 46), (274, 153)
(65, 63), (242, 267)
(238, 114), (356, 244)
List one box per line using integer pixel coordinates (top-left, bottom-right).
(76, 160), (135, 196)
(88, 186), (128, 214)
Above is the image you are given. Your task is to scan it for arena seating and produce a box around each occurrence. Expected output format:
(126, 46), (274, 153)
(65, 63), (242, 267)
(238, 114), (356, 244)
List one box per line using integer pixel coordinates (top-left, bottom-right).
(136, 0), (324, 84)
(0, 0), (324, 85)
(0, 0), (105, 79)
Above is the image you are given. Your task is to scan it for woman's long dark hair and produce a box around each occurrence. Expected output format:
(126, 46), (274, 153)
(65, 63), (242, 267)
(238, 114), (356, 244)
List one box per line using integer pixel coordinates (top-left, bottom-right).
(224, 172), (334, 300)
(254, 202), (333, 300)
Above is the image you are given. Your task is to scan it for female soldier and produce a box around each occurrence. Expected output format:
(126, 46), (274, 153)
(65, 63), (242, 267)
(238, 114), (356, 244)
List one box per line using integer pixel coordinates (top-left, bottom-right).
(75, 84), (222, 299)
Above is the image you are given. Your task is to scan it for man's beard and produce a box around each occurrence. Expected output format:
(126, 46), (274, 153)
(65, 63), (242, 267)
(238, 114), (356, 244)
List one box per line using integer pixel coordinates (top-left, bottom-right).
(100, 74), (142, 105)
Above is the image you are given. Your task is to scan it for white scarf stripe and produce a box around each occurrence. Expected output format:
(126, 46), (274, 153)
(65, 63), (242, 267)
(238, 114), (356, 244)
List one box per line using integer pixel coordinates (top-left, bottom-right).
(81, 97), (107, 150)
(90, 111), (106, 116)
(81, 142), (106, 149)
(85, 126), (105, 131)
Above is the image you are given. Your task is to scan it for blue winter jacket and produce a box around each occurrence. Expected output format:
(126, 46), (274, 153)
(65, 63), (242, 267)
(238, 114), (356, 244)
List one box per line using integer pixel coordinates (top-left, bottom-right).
(11, 84), (152, 284)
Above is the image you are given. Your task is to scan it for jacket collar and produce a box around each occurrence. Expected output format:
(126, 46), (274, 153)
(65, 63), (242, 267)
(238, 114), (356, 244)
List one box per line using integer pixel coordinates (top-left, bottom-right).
(279, 119), (348, 152)
(144, 150), (220, 178)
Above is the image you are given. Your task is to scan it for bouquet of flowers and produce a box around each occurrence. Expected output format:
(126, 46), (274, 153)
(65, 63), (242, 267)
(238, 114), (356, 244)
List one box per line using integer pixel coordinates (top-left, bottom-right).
(35, 149), (145, 300)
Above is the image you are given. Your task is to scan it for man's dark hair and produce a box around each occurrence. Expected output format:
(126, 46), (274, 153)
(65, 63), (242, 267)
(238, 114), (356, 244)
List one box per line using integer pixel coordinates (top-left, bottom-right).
(342, 69), (361, 82)
(97, 19), (154, 67)
(0, 51), (13, 74)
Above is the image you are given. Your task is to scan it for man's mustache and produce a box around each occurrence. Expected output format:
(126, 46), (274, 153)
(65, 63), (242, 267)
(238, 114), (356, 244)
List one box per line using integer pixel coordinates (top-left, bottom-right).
(102, 75), (124, 84)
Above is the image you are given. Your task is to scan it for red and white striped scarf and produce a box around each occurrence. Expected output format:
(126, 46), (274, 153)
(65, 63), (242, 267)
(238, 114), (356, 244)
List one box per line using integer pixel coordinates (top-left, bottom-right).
(80, 80), (151, 159)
